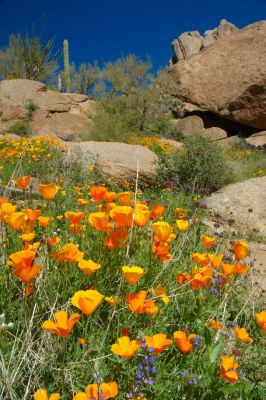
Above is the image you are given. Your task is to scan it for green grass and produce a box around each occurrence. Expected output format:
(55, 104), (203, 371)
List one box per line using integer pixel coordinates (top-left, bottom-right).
(225, 144), (266, 184)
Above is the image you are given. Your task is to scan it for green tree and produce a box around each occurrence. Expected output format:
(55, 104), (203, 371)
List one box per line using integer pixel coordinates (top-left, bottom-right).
(61, 62), (101, 95)
(86, 55), (179, 141)
(0, 32), (58, 81)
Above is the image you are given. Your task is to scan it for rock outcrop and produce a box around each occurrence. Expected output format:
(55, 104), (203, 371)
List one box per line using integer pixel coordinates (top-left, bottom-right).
(170, 21), (266, 130)
(205, 176), (266, 235)
(65, 141), (158, 185)
(245, 131), (266, 151)
(170, 115), (228, 142)
(0, 79), (95, 140)
(171, 19), (238, 62)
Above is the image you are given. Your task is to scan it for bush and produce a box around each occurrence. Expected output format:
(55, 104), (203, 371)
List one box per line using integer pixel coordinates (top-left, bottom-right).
(157, 136), (231, 195)
(9, 120), (32, 136)
(0, 32), (58, 81)
(25, 99), (39, 120)
(84, 56), (179, 141)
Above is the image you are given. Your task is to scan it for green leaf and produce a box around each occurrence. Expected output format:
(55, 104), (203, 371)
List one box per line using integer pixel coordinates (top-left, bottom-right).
(204, 326), (212, 346)
(210, 337), (225, 364)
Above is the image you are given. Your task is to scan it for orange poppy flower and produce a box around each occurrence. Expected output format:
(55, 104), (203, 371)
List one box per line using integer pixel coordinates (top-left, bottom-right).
(234, 327), (253, 343)
(0, 197), (9, 206)
(0, 202), (17, 219)
(133, 206), (151, 228)
(69, 224), (86, 234)
(176, 219), (189, 232)
(104, 191), (117, 203)
(144, 334), (172, 354)
(126, 290), (158, 315)
(39, 184), (59, 201)
(34, 389), (60, 400)
(78, 259), (102, 275)
(23, 208), (41, 232)
(221, 263), (235, 276)
(192, 253), (223, 267)
(47, 236), (61, 247)
(73, 393), (88, 400)
(235, 262), (249, 275)
(209, 319), (222, 330)
(65, 211), (85, 225)
(201, 234), (217, 249)
(173, 331), (195, 353)
(175, 207), (187, 215)
(190, 271), (212, 290)
(232, 240), (249, 260)
(38, 216), (51, 227)
(90, 186), (107, 202)
(14, 264), (41, 282)
(109, 206), (133, 228)
(15, 175), (31, 190)
(117, 192), (131, 206)
(23, 208), (41, 222)
(52, 243), (84, 263)
(4, 212), (28, 231)
(71, 290), (104, 315)
(220, 356), (239, 383)
(151, 221), (174, 242)
(9, 249), (36, 271)
(122, 266), (144, 285)
(177, 272), (188, 285)
(42, 310), (80, 337)
(24, 285), (33, 296)
(105, 296), (122, 306)
(105, 228), (128, 249)
(111, 336), (140, 359)
(88, 212), (110, 232)
(150, 204), (165, 219)
(152, 241), (171, 263)
(21, 233), (35, 242)
(256, 311), (266, 333)
(86, 382), (118, 399)
(154, 286), (170, 304)
(78, 337), (86, 345)
(99, 381), (118, 399)
(208, 253), (224, 268)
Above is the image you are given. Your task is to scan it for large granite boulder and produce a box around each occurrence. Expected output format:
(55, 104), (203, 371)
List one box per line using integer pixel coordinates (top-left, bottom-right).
(170, 21), (266, 130)
(245, 131), (266, 150)
(65, 141), (158, 185)
(205, 176), (266, 235)
(37, 112), (91, 141)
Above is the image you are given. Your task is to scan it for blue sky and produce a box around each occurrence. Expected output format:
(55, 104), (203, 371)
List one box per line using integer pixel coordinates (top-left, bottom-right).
(0, 0), (265, 71)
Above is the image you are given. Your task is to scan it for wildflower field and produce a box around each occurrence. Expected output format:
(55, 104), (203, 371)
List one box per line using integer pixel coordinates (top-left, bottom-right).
(0, 136), (265, 400)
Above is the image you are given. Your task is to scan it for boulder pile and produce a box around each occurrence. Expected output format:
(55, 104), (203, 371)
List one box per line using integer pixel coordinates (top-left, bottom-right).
(0, 79), (95, 141)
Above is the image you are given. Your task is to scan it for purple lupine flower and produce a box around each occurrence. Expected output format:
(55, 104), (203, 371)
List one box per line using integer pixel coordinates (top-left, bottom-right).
(180, 370), (189, 377)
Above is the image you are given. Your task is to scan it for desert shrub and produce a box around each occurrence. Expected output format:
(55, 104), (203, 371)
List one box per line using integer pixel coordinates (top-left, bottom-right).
(25, 99), (39, 120)
(84, 56), (179, 141)
(9, 120), (32, 136)
(157, 136), (231, 195)
(0, 31), (58, 81)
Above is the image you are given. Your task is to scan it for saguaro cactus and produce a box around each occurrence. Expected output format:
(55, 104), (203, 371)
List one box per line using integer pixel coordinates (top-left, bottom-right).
(63, 39), (70, 92)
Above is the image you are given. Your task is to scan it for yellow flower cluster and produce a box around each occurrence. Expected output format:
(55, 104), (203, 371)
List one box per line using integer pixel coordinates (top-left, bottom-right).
(128, 135), (179, 155)
(0, 135), (65, 162)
